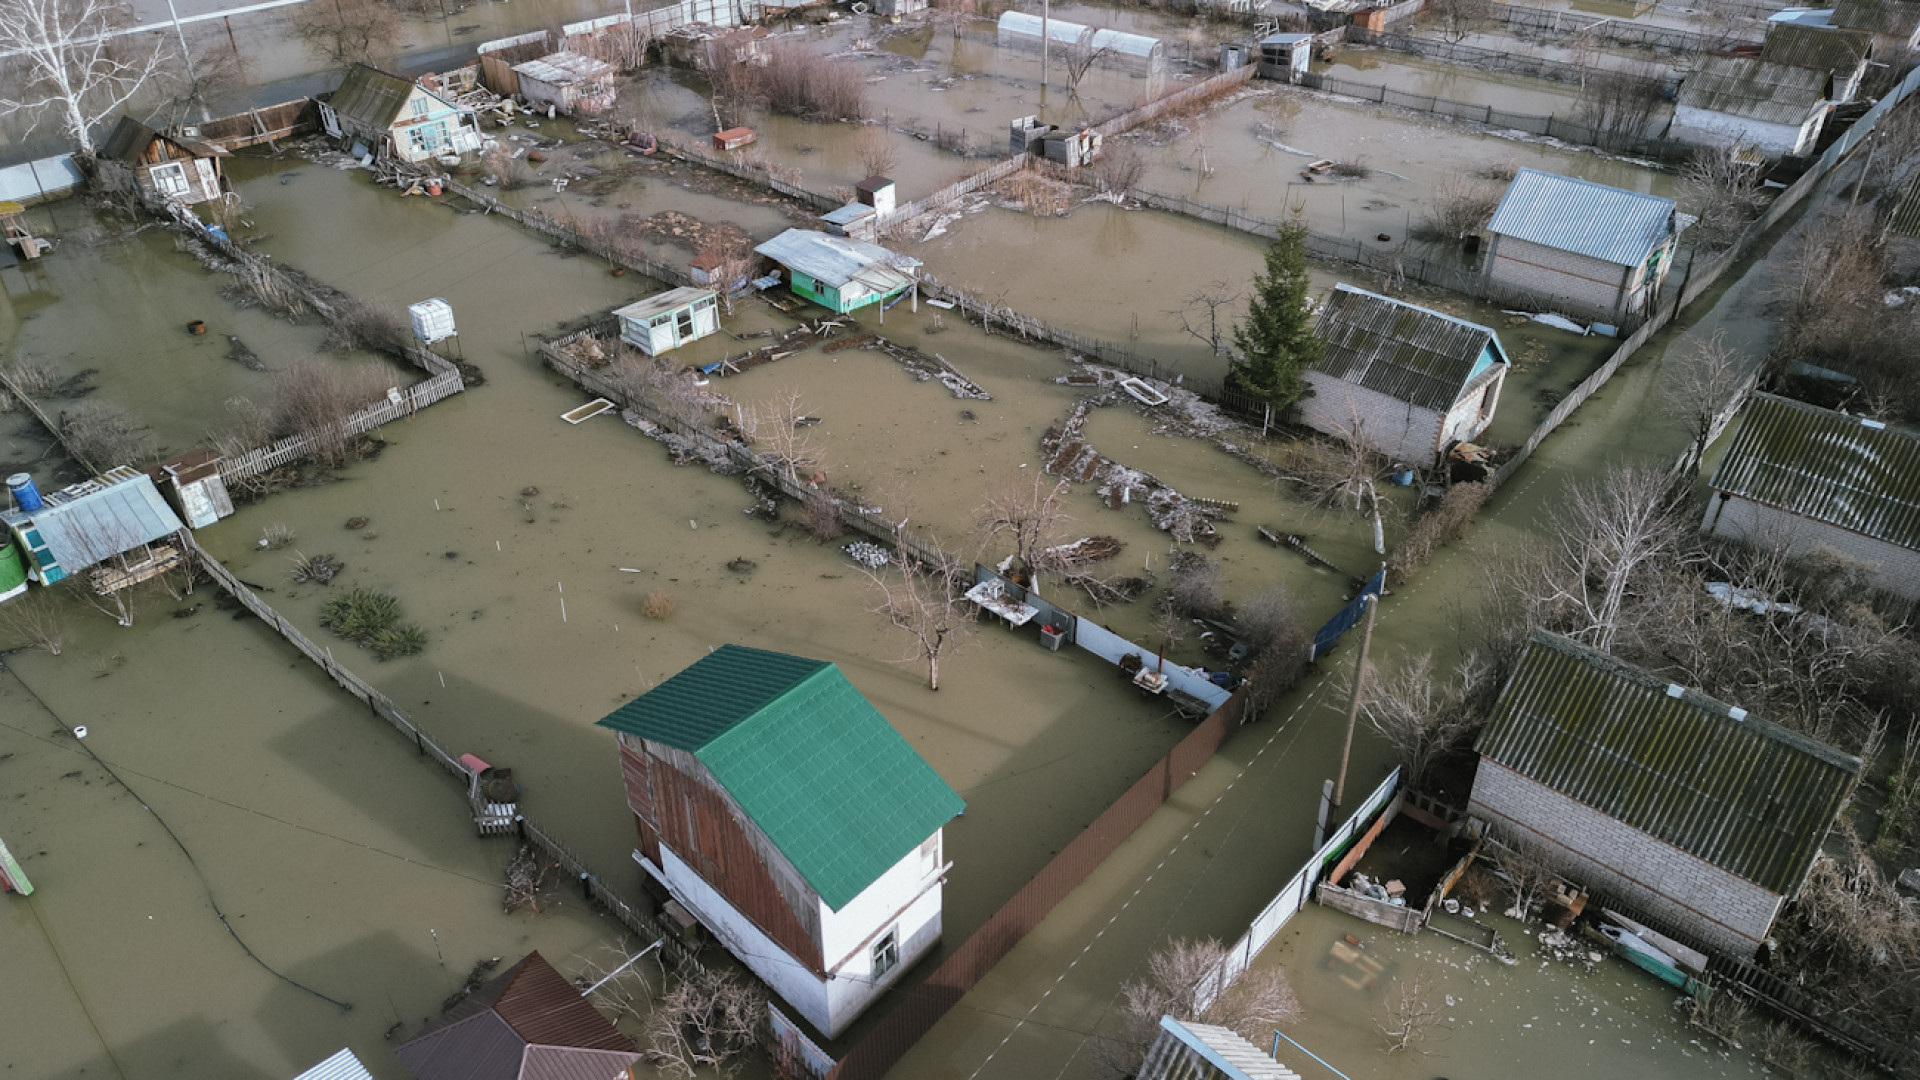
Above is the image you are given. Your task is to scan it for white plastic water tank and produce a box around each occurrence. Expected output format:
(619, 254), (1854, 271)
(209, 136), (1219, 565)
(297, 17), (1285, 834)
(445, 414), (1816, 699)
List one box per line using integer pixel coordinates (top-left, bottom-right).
(408, 298), (457, 343)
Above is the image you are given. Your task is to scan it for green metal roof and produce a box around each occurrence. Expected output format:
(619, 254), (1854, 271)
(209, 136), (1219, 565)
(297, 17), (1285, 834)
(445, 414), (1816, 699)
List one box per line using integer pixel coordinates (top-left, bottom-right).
(1709, 392), (1920, 551)
(1478, 631), (1859, 896)
(598, 645), (963, 910)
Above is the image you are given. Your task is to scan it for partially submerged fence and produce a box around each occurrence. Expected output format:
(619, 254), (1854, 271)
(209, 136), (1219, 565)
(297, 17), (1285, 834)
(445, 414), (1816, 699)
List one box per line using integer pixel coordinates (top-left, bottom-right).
(1296, 69), (1690, 160)
(182, 533), (704, 971)
(1346, 28), (1682, 92)
(1490, 2), (1762, 51)
(1193, 768), (1402, 1012)
(1485, 61), (1920, 491)
(827, 687), (1252, 1080)
(442, 177), (698, 287)
(217, 363), (466, 484)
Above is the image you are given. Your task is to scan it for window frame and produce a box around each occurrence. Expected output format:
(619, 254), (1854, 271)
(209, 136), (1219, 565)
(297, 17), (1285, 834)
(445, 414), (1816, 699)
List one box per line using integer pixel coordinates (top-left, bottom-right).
(150, 161), (191, 197)
(871, 927), (899, 978)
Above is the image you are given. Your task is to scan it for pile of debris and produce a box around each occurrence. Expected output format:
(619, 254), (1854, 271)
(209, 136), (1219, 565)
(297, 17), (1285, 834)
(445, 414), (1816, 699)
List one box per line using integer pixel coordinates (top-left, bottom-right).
(549, 332), (612, 369)
(621, 411), (741, 474)
(828, 334), (992, 400)
(844, 541), (891, 568)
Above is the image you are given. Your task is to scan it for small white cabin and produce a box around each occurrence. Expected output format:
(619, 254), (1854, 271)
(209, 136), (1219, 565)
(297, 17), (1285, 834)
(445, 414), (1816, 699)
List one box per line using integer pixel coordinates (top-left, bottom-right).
(614, 287), (720, 357)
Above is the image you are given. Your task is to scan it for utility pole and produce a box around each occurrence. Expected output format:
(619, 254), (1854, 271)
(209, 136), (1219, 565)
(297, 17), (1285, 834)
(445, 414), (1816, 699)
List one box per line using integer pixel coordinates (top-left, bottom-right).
(1040, 0), (1050, 105)
(1333, 593), (1377, 808)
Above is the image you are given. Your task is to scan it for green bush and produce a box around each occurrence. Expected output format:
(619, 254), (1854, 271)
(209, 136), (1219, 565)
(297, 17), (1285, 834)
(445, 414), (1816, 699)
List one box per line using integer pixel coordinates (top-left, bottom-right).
(319, 588), (426, 660)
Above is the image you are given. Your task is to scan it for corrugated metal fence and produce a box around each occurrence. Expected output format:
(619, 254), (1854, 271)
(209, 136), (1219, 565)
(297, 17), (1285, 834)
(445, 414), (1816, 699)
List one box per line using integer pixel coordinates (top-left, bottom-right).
(1344, 28), (1682, 94)
(1484, 61), (1920, 492)
(1491, 2), (1762, 50)
(182, 532), (705, 971)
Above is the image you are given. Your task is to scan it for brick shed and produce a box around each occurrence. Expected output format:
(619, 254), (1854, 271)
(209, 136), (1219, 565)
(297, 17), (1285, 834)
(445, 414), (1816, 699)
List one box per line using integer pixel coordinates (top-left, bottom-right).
(1703, 393), (1920, 600)
(1297, 283), (1509, 465)
(1469, 631), (1859, 957)
(1484, 169), (1678, 325)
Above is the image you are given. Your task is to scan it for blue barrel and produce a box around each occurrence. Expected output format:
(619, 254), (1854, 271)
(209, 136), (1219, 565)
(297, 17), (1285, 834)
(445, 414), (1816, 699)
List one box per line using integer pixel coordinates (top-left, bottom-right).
(6, 473), (43, 512)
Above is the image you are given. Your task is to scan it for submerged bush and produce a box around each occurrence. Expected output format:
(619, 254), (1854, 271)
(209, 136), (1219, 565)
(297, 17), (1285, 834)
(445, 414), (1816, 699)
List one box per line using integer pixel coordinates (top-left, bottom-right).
(319, 587), (425, 659)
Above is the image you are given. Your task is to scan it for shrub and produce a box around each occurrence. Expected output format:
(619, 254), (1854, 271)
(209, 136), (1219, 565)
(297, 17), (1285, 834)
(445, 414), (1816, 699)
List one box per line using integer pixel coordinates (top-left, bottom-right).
(319, 297), (411, 357)
(269, 357), (395, 468)
(1386, 482), (1490, 585)
(370, 623), (428, 660)
(320, 587), (401, 641)
(61, 401), (158, 468)
(642, 589), (676, 619)
(262, 523), (296, 550)
(760, 43), (864, 119)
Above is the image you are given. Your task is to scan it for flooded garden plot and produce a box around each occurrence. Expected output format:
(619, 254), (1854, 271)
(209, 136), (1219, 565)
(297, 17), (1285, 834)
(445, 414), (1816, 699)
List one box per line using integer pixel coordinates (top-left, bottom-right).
(1320, 48), (1662, 120)
(0, 605), (624, 1080)
(0, 198), (407, 456)
(1255, 904), (1774, 1080)
(1119, 84), (1678, 245)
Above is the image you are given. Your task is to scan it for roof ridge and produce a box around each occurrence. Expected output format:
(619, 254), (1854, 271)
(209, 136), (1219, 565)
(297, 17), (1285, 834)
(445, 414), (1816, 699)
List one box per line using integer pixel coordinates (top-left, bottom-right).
(1748, 391), (1920, 443)
(1525, 630), (1861, 772)
(1331, 282), (1499, 338)
(1510, 167), (1675, 209)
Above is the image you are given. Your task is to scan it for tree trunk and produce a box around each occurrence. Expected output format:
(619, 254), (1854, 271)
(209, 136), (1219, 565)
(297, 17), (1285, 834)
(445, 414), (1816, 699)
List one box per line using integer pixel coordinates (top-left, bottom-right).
(927, 651), (940, 691)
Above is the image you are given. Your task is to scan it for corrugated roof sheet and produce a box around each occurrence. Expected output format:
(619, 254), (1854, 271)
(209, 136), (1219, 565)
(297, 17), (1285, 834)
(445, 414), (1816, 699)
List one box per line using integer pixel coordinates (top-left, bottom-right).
(1488, 168), (1675, 267)
(511, 51), (615, 86)
(1142, 1018), (1302, 1080)
(399, 953), (633, 1080)
(754, 229), (921, 289)
(1477, 631), (1860, 896)
(1760, 23), (1871, 74)
(1833, 0), (1920, 35)
(613, 286), (716, 323)
(1708, 392), (1920, 550)
(290, 1048), (377, 1080)
(329, 64), (423, 131)
(396, 1011), (524, 1080)
(99, 116), (158, 164)
(598, 645), (964, 909)
(1677, 55), (1829, 124)
(4, 473), (184, 573)
(1312, 284), (1505, 411)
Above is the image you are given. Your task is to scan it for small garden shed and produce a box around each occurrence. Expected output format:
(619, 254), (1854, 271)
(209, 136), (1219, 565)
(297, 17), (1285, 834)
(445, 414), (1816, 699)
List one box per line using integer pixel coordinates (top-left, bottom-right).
(1703, 393), (1920, 599)
(1484, 169), (1678, 324)
(512, 51), (616, 115)
(755, 229), (921, 314)
(1300, 283), (1509, 465)
(613, 287), (721, 357)
(1469, 631), (1859, 956)
(96, 116), (227, 207)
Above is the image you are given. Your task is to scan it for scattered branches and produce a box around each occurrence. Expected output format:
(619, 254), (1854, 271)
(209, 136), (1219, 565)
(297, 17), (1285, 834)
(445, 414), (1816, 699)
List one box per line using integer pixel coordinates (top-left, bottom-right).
(1102, 938), (1302, 1078)
(1377, 967), (1444, 1053)
(643, 962), (768, 1078)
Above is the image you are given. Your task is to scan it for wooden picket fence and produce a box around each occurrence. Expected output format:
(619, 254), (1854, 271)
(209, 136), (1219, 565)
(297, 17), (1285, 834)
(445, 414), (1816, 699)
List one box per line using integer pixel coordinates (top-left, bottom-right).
(217, 364), (467, 485)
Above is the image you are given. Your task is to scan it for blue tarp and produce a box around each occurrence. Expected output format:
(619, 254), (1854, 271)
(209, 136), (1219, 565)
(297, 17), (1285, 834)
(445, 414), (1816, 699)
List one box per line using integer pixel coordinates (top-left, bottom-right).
(1310, 568), (1385, 661)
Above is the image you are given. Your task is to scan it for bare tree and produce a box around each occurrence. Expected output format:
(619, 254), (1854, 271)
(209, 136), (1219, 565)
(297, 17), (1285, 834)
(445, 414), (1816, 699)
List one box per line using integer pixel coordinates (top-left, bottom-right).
(1659, 329), (1752, 475)
(1678, 143), (1767, 253)
(1575, 65), (1666, 147)
(1416, 174), (1500, 242)
(697, 238), (758, 316)
(1091, 142), (1148, 199)
(856, 125), (896, 177)
(1377, 967), (1444, 1052)
(0, 588), (65, 655)
(1062, 43), (1114, 102)
(0, 0), (171, 156)
(1168, 280), (1241, 356)
(291, 0), (400, 66)
(1491, 834), (1558, 922)
(1102, 938), (1303, 1078)
(1425, 0), (1491, 44)
(1360, 650), (1493, 789)
(642, 962), (767, 1077)
(740, 390), (822, 489)
(975, 474), (1073, 586)
(268, 356), (395, 469)
(861, 528), (975, 690)
(1534, 464), (1694, 653)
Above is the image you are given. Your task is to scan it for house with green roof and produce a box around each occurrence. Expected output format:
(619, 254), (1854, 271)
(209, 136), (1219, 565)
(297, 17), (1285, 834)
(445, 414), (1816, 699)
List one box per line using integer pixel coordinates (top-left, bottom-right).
(597, 645), (964, 1038)
(1470, 631), (1860, 957)
(1704, 393), (1920, 601)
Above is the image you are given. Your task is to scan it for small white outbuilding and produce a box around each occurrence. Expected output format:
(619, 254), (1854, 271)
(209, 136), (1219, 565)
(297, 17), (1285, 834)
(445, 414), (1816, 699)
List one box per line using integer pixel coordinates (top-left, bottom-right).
(614, 287), (720, 357)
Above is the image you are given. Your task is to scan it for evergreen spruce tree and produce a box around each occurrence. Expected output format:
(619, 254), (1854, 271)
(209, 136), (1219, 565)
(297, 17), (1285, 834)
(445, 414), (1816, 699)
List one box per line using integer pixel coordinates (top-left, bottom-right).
(1227, 219), (1322, 412)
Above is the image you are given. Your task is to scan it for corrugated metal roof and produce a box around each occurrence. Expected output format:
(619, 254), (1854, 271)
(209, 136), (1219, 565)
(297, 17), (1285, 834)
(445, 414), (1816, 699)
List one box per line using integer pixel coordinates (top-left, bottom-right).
(511, 51), (615, 86)
(997, 10), (1093, 46)
(1708, 392), (1920, 550)
(598, 645), (965, 910)
(396, 1011), (525, 1080)
(3, 472), (184, 574)
(1677, 55), (1829, 124)
(518, 1046), (642, 1080)
(1760, 23), (1871, 74)
(1488, 169), (1675, 267)
(1833, 0), (1920, 35)
(1312, 284), (1505, 411)
(1477, 631), (1860, 896)
(613, 286), (716, 323)
(290, 1048), (377, 1080)
(329, 64), (424, 131)
(484, 952), (630, 1053)
(1142, 1018), (1301, 1080)
(753, 229), (921, 289)
(99, 116), (158, 164)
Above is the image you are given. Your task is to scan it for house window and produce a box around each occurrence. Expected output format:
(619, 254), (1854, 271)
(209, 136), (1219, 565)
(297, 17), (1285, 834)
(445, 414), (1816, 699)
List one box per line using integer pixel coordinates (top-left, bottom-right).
(872, 928), (899, 978)
(150, 162), (191, 198)
(676, 306), (695, 339)
(411, 96), (433, 118)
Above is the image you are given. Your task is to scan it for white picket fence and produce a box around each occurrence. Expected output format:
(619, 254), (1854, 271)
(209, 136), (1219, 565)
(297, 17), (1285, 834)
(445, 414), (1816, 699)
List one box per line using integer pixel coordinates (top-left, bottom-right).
(218, 365), (465, 484)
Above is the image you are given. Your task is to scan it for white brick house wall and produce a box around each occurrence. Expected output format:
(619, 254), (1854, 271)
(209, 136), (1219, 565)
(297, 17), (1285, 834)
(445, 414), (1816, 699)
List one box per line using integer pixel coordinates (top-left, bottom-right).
(1703, 492), (1920, 600)
(1297, 373), (1442, 463)
(1470, 759), (1784, 955)
(1671, 104), (1823, 158)
(1486, 237), (1638, 320)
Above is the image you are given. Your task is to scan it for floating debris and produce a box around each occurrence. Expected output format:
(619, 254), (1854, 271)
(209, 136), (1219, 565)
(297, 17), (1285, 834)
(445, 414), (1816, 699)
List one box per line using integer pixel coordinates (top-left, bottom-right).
(726, 557), (758, 576)
(844, 541), (891, 569)
(224, 336), (267, 372)
(289, 551), (343, 585)
(344, 516), (370, 530)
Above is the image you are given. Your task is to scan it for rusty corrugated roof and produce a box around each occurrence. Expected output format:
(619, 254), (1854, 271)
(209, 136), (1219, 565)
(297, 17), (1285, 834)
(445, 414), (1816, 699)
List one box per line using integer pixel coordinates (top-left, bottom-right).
(1477, 631), (1859, 896)
(1312, 284), (1505, 412)
(1708, 392), (1920, 551)
(396, 953), (635, 1080)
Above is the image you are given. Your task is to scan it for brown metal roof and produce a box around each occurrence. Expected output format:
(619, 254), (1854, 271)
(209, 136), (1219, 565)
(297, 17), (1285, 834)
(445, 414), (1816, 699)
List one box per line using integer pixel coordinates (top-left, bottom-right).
(396, 1011), (525, 1080)
(1311, 284), (1505, 411)
(519, 1047), (643, 1080)
(1478, 631), (1860, 896)
(396, 953), (634, 1080)
(1708, 392), (1920, 550)
(485, 952), (632, 1052)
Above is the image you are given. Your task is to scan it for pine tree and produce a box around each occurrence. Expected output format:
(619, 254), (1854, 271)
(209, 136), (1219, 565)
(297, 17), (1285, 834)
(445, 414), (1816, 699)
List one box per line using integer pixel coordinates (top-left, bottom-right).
(1227, 220), (1322, 413)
